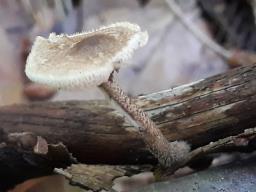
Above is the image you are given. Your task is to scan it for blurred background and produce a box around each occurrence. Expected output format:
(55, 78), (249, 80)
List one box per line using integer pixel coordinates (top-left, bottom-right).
(0, 0), (255, 191)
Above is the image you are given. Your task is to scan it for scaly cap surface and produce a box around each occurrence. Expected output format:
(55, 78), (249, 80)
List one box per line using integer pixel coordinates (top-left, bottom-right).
(25, 22), (148, 89)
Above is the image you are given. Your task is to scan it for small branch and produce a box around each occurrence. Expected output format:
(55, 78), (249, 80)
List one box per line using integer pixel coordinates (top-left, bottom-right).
(188, 127), (256, 161)
(165, 0), (256, 67)
(155, 127), (256, 176)
(165, 0), (232, 59)
(147, 155), (256, 191)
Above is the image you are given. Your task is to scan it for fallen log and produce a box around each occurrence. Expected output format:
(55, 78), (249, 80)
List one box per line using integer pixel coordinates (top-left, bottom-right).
(0, 65), (256, 165)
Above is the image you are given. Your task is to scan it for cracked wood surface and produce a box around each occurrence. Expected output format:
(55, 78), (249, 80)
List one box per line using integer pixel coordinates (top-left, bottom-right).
(0, 65), (255, 164)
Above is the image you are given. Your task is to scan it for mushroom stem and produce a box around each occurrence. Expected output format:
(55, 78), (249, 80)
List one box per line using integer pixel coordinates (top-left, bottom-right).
(99, 80), (190, 168)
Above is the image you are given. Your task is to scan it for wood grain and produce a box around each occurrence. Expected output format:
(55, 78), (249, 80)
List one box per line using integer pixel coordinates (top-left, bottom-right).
(0, 65), (255, 164)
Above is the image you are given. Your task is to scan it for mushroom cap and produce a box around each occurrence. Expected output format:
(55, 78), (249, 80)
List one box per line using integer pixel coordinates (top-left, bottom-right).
(25, 22), (148, 89)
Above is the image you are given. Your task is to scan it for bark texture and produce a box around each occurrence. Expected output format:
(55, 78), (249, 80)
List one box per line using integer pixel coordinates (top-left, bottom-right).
(0, 65), (255, 164)
(101, 81), (190, 167)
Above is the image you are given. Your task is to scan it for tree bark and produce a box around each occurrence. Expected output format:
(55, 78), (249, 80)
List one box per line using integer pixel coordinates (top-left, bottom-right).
(0, 65), (256, 165)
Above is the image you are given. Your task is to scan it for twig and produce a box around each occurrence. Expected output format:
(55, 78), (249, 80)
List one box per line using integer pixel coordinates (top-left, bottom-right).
(165, 0), (232, 59)
(187, 127), (256, 162)
(157, 127), (256, 177)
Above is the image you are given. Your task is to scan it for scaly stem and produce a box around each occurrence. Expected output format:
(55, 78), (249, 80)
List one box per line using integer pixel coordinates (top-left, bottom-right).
(99, 80), (190, 168)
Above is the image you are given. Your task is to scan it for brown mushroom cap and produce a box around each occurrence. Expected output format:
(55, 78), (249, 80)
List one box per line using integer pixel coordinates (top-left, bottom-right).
(25, 22), (148, 89)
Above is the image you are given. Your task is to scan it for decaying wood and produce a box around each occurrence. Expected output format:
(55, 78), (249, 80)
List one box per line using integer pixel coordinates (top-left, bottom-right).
(0, 65), (256, 165)
(0, 143), (75, 191)
(55, 164), (153, 191)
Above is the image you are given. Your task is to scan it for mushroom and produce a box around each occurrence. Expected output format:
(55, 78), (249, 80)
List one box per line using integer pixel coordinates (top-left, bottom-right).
(25, 22), (190, 168)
